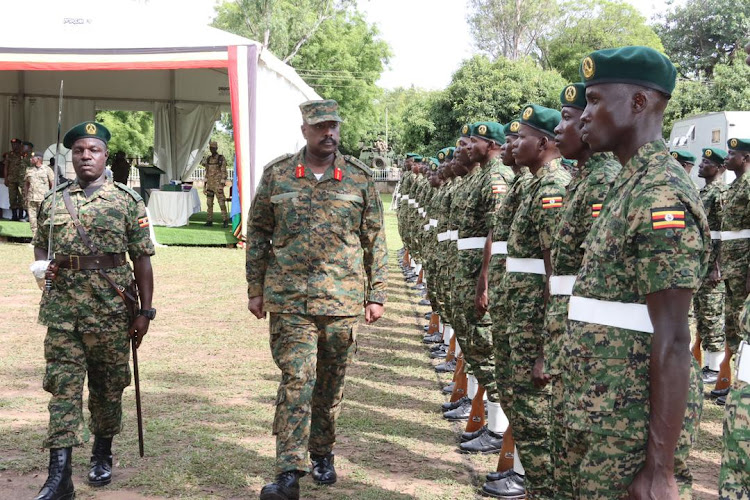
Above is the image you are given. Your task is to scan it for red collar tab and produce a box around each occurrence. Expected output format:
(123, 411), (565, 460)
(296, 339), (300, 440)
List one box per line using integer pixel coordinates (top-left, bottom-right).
(295, 164), (305, 178)
(333, 167), (343, 181)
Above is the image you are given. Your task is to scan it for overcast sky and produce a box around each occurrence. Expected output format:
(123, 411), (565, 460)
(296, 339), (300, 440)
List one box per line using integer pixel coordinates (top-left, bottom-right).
(34, 0), (679, 90)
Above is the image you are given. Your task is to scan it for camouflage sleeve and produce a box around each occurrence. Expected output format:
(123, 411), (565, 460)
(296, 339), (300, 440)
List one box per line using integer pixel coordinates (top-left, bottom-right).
(220, 156), (227, 182)
(245, 169), (275, 298)
(485, 170), (508, 228)
(126, 197), (156, 259)
(32, 196), (51, 250)
(360, 178), (388, 304)
(536, 183), (566, 251)
(633, 186), (706, 295)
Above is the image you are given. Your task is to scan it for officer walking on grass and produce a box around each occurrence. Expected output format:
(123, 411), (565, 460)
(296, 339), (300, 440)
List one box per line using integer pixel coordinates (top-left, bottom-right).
(245, 99), (388, 500)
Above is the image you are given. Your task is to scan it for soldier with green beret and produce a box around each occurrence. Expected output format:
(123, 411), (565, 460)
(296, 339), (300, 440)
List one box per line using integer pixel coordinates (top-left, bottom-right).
(671, 150), (697, 175)
(3, 137), (25, 220)
(246, 99), (387, 500)
(201, 140), (229, 227)
(32, 120), (156, 499)
(493, 104), (569, 499)
(564, 46), (708, 499)
(714, 138), (750, 400)
(692, 147), (728, 387)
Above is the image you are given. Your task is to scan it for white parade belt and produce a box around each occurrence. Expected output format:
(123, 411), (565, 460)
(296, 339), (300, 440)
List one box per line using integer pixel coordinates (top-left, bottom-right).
(423, 223), (431, 231)
(408, 199), (416, 206)
(457, 236), (486, 250)
(737, 341), (750, 384)
(437, 231), (450, 242)
(710, 231), (721, 240)
(568, 295), (654, 334)
(430, 219), (438, 227)
(400, 196), (409, 204)
(449, 230), (459, 241)
(549, 275), (576, 296)
(720, 229), (750, 241)
(506, 257), (545, 275)
(491, 241), (507, 255)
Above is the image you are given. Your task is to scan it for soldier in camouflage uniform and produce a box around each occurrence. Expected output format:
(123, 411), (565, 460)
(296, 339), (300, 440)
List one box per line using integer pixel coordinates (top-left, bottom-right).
(564, 46), (708, 499)
(4, 138), (25, 220)
(671, 150), (697, 176)
(693, 148), (728, 384)
(500, 105), (569, 499)
(539, 84), (621, 499)
(24, 153), (55, 239)
(201, 140), (229, 227)
(32, 121), (155, 500)
(715, 137), (750, 398)
(246, 100), (387, 500)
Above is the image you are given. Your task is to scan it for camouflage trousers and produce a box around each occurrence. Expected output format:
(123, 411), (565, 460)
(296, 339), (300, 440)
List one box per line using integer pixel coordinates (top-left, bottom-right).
(693, 279), (726, 353)
(269, 313), (357, 475)
(205, 187), (228, 222)
(725, 277), (748, 355)
(453, 278), (497, 401)
(7, 180), (23, 209)
(43, 318), (132, 449)
(489, 262), (512, 411)
(720, 381), (750, 499)
(27, 200), (42, 238)
(506, 282), (552, 499)
(564, 363), (702, 499)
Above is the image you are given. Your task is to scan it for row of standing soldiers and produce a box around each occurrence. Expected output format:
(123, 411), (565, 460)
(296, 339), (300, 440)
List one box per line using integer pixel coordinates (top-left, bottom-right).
(394, 45), (750, 499)
(3, 137), (37, 221)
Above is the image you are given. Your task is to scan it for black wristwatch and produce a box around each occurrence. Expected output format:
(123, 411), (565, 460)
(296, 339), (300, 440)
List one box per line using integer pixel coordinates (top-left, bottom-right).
(138, 308), (157, 320)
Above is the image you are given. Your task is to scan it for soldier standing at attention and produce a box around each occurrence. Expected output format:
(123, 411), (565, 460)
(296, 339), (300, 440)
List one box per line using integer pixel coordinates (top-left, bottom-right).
(564, 46), (709, 499)
(246, 99), (387, 500)
(4, 138), (24, 220)
(202, 140), (229, 227)
(31, 121), (155, 500)
(671, 150), (697, 176)
(692, 148), (728, 386)
(24, 152), (54, 239)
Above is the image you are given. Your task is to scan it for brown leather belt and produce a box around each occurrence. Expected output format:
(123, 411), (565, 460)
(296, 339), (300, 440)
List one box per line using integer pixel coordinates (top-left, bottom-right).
(55, 253), (127, 271)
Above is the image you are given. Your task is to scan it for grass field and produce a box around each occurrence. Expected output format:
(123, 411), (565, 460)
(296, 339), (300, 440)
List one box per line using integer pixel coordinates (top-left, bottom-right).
(0, 194), (721, 499)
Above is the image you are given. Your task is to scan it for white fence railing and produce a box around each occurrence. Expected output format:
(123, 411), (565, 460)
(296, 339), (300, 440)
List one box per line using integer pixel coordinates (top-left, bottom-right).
(123, 165), (234, 185)
(372, 168), (401, 182)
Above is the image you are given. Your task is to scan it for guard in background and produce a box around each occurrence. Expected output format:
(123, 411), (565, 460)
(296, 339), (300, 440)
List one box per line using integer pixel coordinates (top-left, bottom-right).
(202, 140), (229, 227)
(31, 121), (155, 500)
(24, 152), (54, 239)
(4, 138), (25, 220)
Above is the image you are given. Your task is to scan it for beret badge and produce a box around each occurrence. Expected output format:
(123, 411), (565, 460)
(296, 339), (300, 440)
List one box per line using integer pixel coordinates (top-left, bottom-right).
(582, 56), (595, 79)
(522, 107), (533, 120)
(462, 125), (469, 134)
(730, 138), (738, 148)
(564, 85), (577, 103)
(85, 123), (97, 134)
(510, 121), (520, 133)
(705, 149), (712, 157)
(478, 124), (488, 135)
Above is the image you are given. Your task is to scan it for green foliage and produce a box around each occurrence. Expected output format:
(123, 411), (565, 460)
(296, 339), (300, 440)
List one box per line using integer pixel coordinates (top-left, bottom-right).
(712, 54), (750, 110)
(539, 0), (664, 82)
(656, 0), (750, 78)
(95, 110), (154, 160)
(663, 79), (716, 138)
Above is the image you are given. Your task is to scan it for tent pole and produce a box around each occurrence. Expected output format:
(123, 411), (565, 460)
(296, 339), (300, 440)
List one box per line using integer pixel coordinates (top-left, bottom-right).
(17, 71), (25, 138)
(169, 69), (177, 181)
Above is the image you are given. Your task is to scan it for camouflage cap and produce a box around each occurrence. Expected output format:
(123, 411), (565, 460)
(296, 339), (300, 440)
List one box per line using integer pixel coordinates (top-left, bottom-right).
(503, 120), (521, 137)
(63, 121), (111, 148)
(299, 99), (343, 125)
(727, 138), (750, 152)
(670, 150), (696, 163)
(702, 147), (727, 163)
(519, 103), (561, 137)
(560, 82), (587, 110)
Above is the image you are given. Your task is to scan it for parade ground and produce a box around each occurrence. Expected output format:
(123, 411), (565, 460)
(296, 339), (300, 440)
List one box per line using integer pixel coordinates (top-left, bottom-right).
(0, 195), (723, 499)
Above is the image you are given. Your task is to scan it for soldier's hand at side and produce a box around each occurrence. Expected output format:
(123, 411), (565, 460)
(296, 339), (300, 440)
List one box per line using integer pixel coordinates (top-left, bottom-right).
(627, 463), (679, 500)
(532, 355), (550, 388)
(365, 302), (384, 324)
(248, 296), (266, 319)
(45, 261), (59, 281)
(707, 267), (721, 286)
(475, 286), (488, 317)
(129, 315), (150, 348)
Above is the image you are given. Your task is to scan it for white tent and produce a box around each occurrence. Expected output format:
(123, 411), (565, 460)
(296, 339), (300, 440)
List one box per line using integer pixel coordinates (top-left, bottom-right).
(0, 1), (319, 236)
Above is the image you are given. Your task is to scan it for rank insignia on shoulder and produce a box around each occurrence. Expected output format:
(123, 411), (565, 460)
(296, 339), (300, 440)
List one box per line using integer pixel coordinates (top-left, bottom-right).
(591, 203), (602, 218)
(334, 167), (343, 181)
(138, 216), (149, 228)
(492, 183), (507, 194)
(295, 164), (305, 178)
(651, 207), (685, 230)
(542, 196), (563, 209)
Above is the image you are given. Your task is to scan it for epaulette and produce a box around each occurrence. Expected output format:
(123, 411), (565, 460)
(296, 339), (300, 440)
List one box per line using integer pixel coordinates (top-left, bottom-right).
(264, 153), (294, 171)
(344, 155), (373, 176)
(114, 181), (144, 202)
(44, 180), (72, 198)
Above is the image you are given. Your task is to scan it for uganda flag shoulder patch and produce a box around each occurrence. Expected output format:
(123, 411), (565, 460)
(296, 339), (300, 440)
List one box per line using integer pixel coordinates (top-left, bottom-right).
(651, 207), (686, 230)
(542, 196), (563, 209)
(592, 203), (602, 218)
(138, 216), (149, 228)
(492, 183), (507, 195)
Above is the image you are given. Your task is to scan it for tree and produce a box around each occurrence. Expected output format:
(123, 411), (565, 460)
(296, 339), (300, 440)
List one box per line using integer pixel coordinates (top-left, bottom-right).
(95, 110), (154, 160)
(212, 0), (354, 63)
(662, 79), (716, 139)
(467, 0), (559, 60)
(656, 0), (750, 78)
(711, 54), (750, 111)
(539, 0), (664, 82)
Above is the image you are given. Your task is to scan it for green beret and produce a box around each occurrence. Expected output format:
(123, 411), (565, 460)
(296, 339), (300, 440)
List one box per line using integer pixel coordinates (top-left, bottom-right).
(503, 120), (521, 137)
(580, 46), (677, 96)
(460, 124), (472, 137)
(560, 83), (586, 110)
(63, 121), (111, 149)
(299, 99), (342, 124)
(428, 157), (440, 171)
(411, 155), (423, 162)
(727, 138), (750, 152)
(519, 104), (561, 137)
(436, 148), (453, 162)
(446, 147), (455, 160)
(471, 121), (505, 145)
(670, 150), (696, 163)
(406, 152), (420, 159)
(702, 147), (727, 163)
(22, 141), (33, 147)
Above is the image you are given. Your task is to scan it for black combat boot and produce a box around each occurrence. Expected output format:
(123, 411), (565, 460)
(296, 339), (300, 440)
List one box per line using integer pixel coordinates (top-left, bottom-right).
(205, 220), (213, 227)
(88, 436), (113, 487)
(222, 219), (229, 228)
(11, 208), (19, 221)
(310, 453), (337, 485)
(34, 447), (74, 500)
(259, 470), (304, 500)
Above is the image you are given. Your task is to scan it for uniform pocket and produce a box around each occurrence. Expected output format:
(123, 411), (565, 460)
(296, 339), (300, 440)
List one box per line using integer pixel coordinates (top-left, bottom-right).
(271, 191), (302, 245)
(329, 191), (364, 234)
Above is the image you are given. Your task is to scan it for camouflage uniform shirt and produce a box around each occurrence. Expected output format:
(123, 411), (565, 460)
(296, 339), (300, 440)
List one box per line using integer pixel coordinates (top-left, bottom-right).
(245, 148), (388, 316)
(720, 172), (750, 281)
(202, 153), (227, 191)
(25, 165), (55, 202)
(700, 179), (726, 275)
